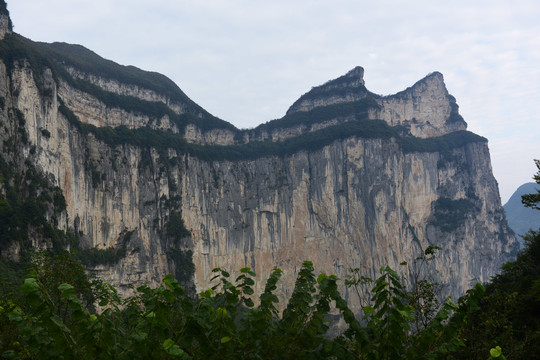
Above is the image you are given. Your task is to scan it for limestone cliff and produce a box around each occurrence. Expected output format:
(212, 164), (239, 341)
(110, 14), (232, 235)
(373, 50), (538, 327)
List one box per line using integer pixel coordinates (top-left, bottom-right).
(0, 0), (11, 41)
(371, 72), (467, 138)
(0, 5), (517, 313)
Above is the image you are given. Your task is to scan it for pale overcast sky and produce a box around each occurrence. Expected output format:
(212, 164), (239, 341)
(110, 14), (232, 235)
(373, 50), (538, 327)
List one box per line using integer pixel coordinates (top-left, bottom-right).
(8, 1), (540, 203)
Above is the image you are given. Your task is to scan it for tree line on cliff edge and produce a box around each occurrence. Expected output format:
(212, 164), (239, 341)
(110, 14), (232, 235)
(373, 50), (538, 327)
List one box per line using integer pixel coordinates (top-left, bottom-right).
(0, 165), (539, 359)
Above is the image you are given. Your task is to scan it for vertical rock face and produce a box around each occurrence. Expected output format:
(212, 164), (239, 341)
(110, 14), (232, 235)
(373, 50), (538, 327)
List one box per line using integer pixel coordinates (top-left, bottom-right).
(0, 17), (517, 316)
(183, 138), (513, 305)
(0, 1), (11, 40)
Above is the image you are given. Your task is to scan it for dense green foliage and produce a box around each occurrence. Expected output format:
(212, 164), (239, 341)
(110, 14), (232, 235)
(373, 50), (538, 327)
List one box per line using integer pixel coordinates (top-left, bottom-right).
(0, 0), (8, 15)
(0, 250), (513, 359)
(0, 154), (69, 254)
(448, 160), (540, 359)
(521, 159), (540, 210)
(75, 247), (127, 267)
(0, 152), (128, 268)
(168, 249), (195, 285)
(73, 231), (134, 268)
(401, 130), (486, 154)
(452, 230), (540, 359)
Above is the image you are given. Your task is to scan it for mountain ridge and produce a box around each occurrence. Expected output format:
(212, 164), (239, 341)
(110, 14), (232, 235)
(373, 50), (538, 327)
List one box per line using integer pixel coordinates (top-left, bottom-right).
(504, 182), (540, 245)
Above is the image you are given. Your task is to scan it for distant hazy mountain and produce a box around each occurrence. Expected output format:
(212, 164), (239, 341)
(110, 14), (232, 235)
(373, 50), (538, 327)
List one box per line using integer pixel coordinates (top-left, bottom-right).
(504, 182), (540, 246)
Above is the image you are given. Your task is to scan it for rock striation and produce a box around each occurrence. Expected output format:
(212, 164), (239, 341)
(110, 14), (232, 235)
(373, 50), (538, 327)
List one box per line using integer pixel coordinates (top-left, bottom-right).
(0, 4), (517, 314)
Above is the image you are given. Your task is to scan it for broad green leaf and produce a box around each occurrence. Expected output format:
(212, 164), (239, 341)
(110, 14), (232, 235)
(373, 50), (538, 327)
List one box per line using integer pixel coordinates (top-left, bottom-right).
(163, 274), (176, 289)
(2, 350), (16, 359)
(386, 266), (399, 279)
(132, 332), (148, 341)
(59, 283), (77, 299)
(397, 308), (414, 320)
(363, 305), (375, 316)
(240, 267), (251, 274)
(163, 290), (175, 303)
(490, 346), (503, 358)
(20, 278), (39, 293)
(169, 345), (188, 358)
(221, 336), (232, 343)
(216, 307), (227, 317)
(200, 289), (213, 297)
(243, 287), (254, 295)
(58, 283), (74, 292)
(163, 338), (175, 350)
(50, 315), (71, 333)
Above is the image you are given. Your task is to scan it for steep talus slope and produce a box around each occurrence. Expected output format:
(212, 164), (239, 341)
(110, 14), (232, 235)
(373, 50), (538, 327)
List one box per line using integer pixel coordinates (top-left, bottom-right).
(0, 4), (517, 312)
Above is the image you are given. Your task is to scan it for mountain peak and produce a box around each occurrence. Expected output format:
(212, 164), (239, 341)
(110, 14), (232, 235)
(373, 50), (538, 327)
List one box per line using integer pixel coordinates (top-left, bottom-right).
(504, 182), (540, 245)
(286, 66), (367, 114)
(343, 65), (365, 82)
(0, 0), (13, 40)
(371, 70), (467, 138)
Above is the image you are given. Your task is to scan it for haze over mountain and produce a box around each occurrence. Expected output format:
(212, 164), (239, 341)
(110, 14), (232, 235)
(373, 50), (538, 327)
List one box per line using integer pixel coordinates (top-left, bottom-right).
(504, 182), (540, 246)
